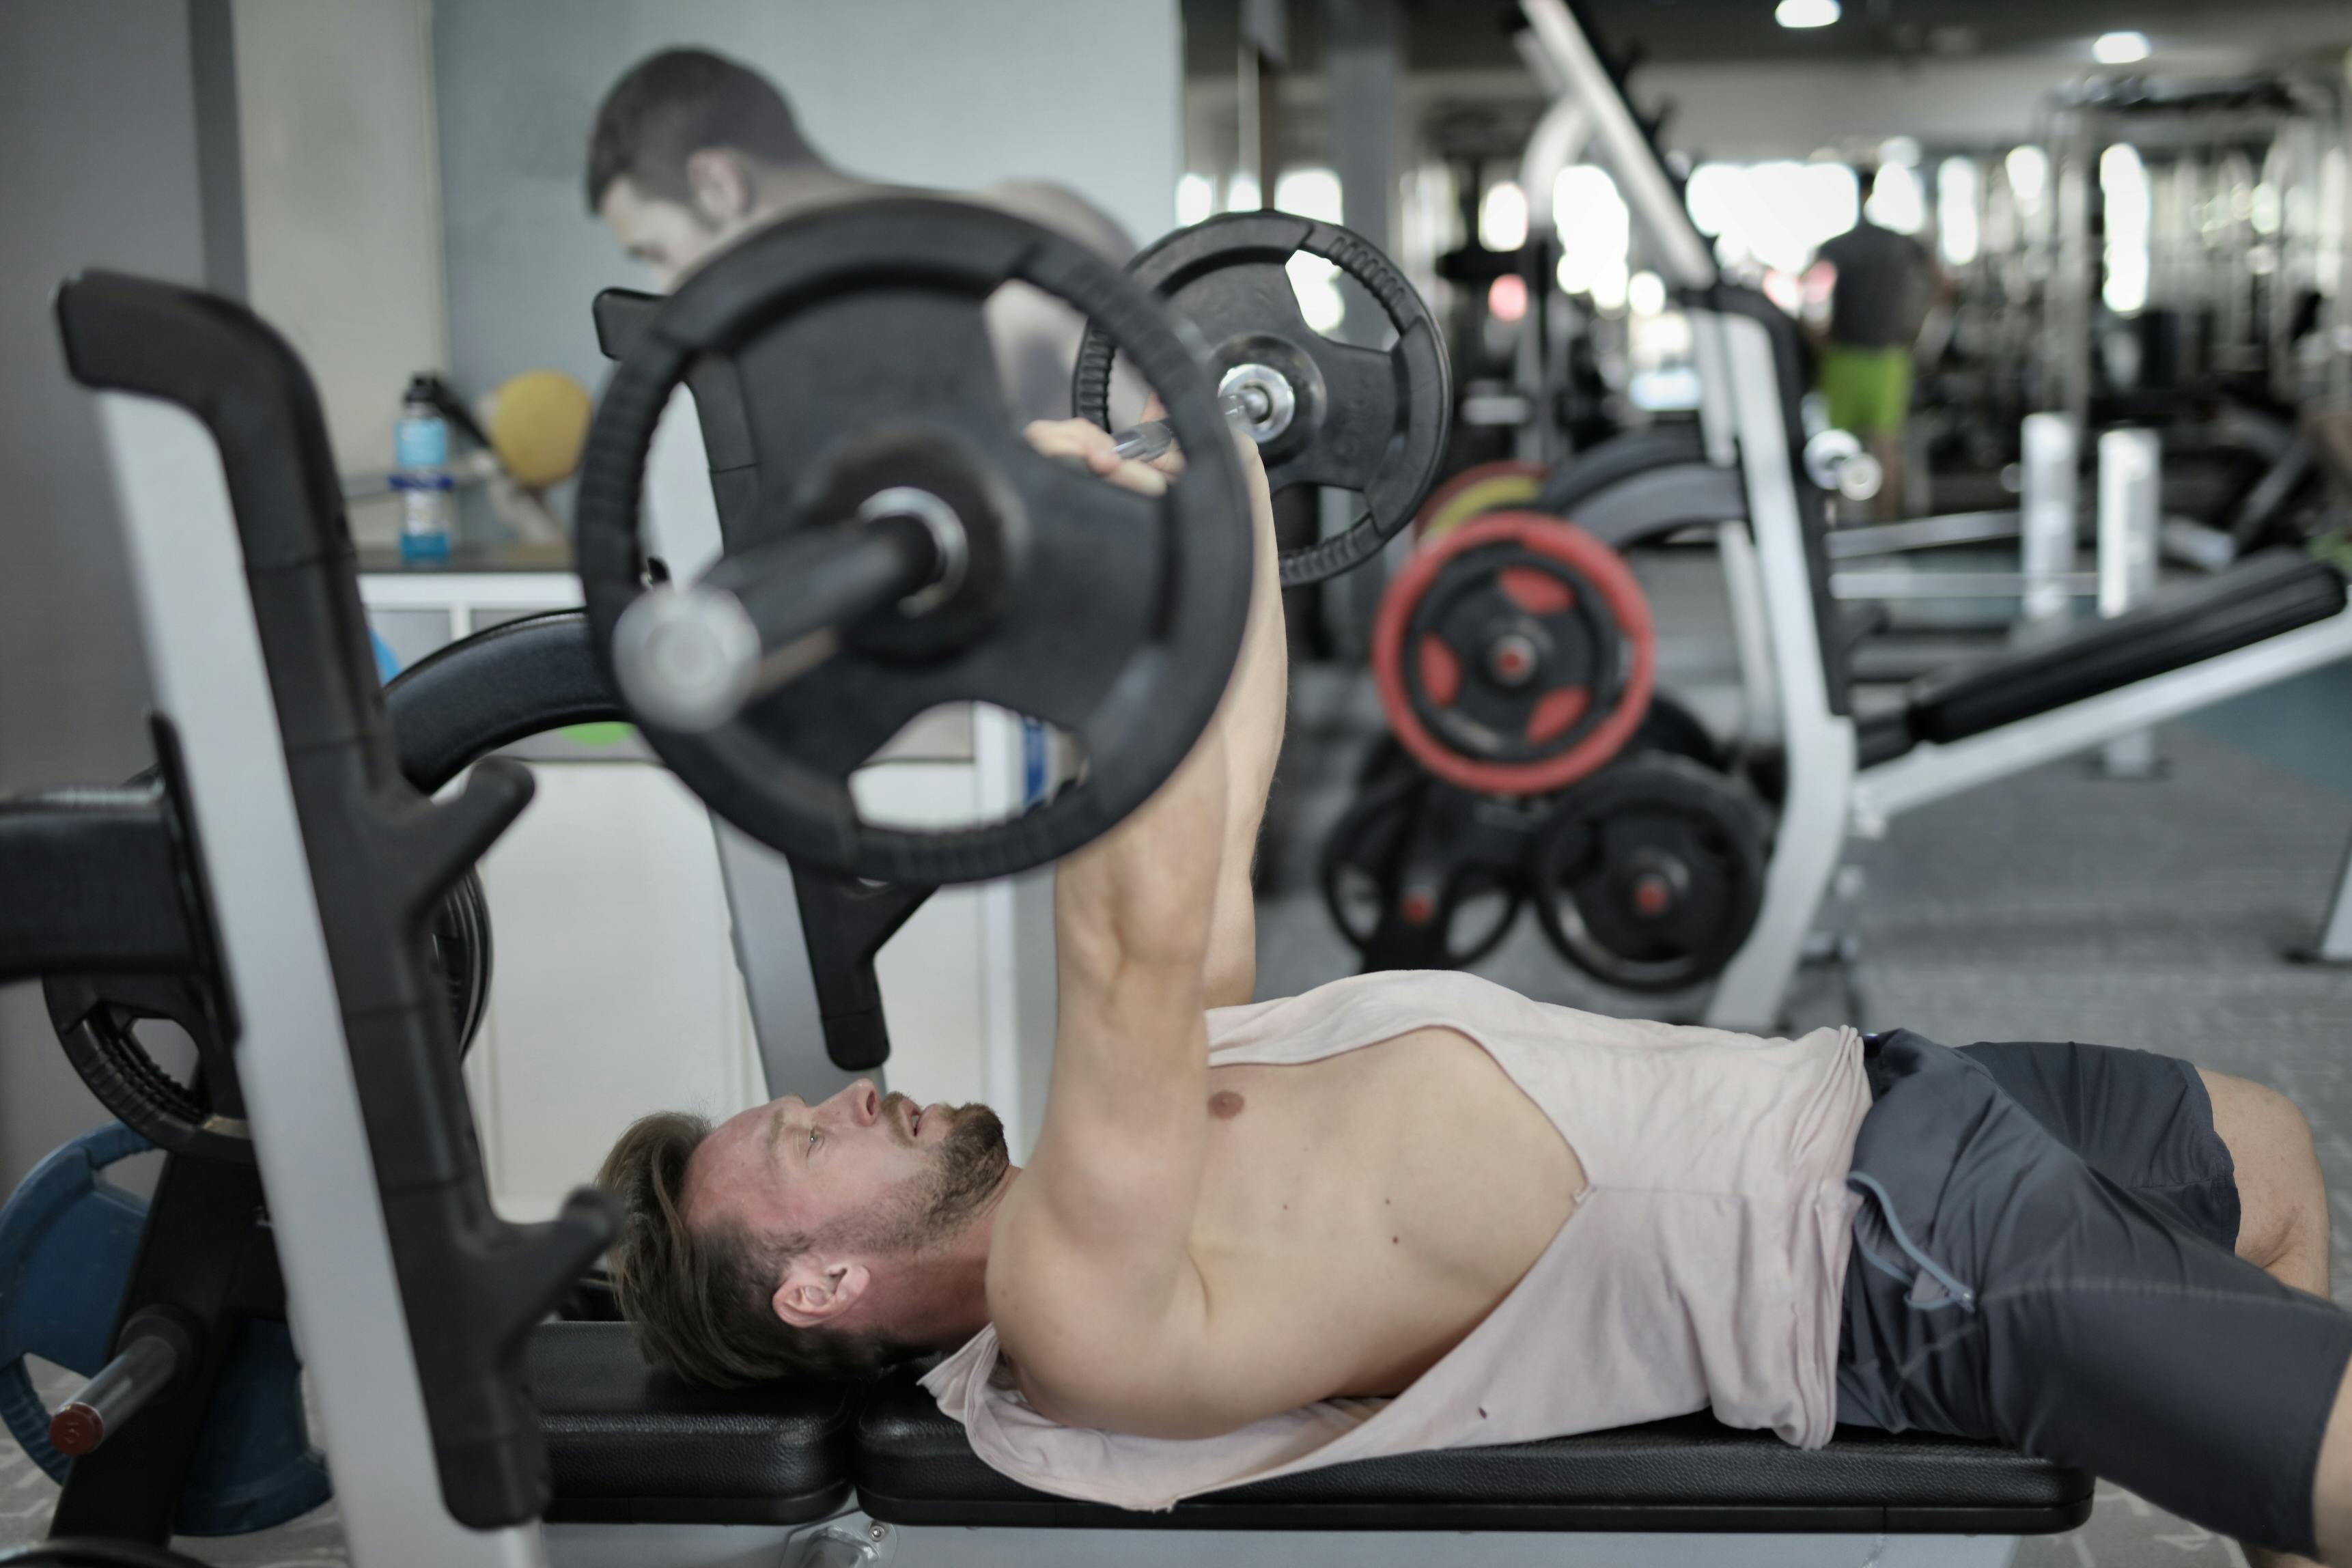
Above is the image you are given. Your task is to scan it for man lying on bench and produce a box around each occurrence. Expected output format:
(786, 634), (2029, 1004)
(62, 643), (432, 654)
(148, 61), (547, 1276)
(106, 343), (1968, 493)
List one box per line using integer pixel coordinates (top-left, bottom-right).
(600, 420), (2352, 1567)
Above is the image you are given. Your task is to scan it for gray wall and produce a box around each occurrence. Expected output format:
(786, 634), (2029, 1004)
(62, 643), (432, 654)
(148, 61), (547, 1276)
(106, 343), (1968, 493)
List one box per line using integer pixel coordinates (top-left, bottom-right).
(434, 0), (1184, 401)
(0, 1), (223, 1189)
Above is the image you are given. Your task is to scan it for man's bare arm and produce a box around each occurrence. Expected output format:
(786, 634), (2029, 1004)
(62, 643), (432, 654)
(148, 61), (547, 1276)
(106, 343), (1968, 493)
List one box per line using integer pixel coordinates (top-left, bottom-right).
(990, 708), (1229, 1425)
(985, 421), (1274, 1429)
(1201, 434), (1284, 1008)
(1018, 417), (1285, 1007)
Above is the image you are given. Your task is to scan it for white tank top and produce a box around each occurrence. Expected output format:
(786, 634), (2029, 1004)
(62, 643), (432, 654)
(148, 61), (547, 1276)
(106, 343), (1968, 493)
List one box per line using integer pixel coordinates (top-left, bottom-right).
(921, 970), (1871, 1511)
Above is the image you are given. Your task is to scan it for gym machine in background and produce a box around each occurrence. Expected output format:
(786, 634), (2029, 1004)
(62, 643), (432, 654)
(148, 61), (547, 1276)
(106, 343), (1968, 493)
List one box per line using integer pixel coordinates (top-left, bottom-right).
(1315, 0), (2352, 1032)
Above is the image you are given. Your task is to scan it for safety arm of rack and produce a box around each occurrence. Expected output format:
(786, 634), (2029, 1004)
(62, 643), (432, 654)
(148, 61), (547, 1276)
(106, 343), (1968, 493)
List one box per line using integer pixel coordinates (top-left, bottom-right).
(55, 269), (608, 1531)
(0, 788), (199, 984)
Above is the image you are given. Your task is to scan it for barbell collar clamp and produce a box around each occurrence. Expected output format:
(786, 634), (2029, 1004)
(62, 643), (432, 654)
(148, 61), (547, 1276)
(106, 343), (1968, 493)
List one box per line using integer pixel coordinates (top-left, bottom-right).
(859, 487), (968, 617)
(1219, 362), (1296, 445)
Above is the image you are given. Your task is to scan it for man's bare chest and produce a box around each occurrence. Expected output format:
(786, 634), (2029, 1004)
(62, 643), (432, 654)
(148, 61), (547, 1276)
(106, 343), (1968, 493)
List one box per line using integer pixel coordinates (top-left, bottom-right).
(1179, 1028), (1585, 1397)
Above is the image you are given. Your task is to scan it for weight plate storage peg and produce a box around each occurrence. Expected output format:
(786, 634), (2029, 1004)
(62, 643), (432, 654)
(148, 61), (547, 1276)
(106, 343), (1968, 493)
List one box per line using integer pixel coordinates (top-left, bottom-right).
(1528, 753), (1772, 994)
(42, 869), (490, 1166)
(576, 196), (1255, 886)
(1371, 512), (1657, 797)
(1074, 210), (1452, 586)
(0, 1125), (328, 1535)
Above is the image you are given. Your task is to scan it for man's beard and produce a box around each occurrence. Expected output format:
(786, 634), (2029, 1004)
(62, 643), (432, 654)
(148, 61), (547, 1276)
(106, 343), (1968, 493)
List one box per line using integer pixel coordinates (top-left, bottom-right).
(830, 1095), (1009, 1258)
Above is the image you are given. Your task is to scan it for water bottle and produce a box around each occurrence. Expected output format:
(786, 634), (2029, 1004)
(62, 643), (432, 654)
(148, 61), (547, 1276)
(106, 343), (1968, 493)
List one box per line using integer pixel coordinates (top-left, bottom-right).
(393, 374), (453, 563)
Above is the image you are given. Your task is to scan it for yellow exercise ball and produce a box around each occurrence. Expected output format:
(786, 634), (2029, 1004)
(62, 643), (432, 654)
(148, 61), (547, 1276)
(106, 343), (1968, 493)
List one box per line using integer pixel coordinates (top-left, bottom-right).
(488, 369), (591, 490)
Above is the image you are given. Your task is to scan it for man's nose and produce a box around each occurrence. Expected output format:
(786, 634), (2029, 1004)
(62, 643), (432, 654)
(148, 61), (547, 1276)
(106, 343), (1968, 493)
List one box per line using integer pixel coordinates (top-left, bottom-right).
(823, 1080), (882, 1126)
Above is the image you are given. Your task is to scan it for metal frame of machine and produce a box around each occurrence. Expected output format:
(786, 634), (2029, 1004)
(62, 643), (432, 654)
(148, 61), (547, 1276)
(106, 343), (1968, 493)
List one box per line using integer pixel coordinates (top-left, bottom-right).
(1515, 0), (2352, 1030)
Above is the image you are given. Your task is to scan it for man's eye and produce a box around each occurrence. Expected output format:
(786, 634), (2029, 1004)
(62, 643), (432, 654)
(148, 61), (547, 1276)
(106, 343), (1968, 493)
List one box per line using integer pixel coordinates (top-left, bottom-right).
(807, 1128), (821, 1151)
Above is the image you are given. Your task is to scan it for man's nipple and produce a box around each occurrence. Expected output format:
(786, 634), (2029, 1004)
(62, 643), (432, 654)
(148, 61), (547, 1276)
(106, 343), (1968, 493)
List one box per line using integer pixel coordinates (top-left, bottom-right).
(1208, 1090), (1246, 1119)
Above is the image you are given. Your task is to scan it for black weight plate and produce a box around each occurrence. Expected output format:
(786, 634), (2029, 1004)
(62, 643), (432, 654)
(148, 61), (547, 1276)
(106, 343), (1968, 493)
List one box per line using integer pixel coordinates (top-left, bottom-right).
(1320, 766), (1429, 951)
(43, 975), (249, 1164)
(576, 197), (1254, 886)
(1530, 753), (1771, 994)
(1320, 772), (1527, 970)
(430, 867), (492, 1058)
(43, 876), (490, 1166)
(1629, 690), (1724, 772)
(38, 614), (535, 1168)
(1352, 733), (1420, 792)
(1074, 210), (1452, 586)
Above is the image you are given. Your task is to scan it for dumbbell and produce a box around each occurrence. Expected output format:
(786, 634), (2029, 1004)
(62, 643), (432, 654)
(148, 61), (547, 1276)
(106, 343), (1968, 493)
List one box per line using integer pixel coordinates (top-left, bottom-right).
(1804, 428), (1884, 502)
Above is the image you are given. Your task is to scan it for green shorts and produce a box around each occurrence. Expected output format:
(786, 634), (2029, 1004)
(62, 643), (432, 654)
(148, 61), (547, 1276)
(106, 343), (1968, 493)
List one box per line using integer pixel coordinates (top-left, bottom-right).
(1818, 345), (1912, 437)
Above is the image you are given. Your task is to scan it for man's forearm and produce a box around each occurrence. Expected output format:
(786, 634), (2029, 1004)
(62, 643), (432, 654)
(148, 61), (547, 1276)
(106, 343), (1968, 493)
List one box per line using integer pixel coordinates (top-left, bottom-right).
(1224, 450), (1287, 817)
(1202, 439), (1285, 1007)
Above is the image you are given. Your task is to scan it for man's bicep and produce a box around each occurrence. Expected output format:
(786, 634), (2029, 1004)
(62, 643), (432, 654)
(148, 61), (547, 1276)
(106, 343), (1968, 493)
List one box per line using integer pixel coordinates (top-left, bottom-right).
(1003, 1035), (1208, 1354)
(989, 1189), (1212, 1427)
(1024, 961), (1208, 1235)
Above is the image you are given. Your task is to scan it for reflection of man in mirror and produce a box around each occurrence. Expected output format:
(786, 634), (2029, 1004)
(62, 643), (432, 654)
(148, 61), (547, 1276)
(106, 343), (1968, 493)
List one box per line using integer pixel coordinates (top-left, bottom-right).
(586, 47), (1133, 423)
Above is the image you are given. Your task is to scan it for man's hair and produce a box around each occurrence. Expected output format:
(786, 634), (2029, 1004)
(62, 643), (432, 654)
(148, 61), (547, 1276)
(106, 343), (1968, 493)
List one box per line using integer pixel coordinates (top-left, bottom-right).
(586, 48), (815, 212)
(596, 1110), (916, 1386)
(1856, 163), (1881, 204)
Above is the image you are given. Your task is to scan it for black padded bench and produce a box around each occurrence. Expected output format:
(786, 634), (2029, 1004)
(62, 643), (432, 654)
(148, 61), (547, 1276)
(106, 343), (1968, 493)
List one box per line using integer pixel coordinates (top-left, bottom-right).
(527, 1327), (2090, 1535)
(854, 1368), (2088, 1532)
(531, 1322), (858, 1524)
(1859, 550), (2348, 766)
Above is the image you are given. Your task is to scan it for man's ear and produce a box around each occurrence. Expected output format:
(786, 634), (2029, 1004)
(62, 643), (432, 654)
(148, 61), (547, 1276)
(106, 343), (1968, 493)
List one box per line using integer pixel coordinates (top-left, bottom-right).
(684, 148), (756, 228)
(772, 1255), (870, 1329)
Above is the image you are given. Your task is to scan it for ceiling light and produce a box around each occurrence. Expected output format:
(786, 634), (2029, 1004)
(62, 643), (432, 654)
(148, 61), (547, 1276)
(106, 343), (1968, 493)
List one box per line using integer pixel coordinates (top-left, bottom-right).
(1776, 0), (1841, 27)
(2093, 30), (2150, 64)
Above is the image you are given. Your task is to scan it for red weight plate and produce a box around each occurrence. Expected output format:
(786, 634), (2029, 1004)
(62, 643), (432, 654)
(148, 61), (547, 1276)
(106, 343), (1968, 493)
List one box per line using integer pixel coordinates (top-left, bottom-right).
(1371, 510), (1657, 796)
(1418, 634), (1463, 705)
(1498, 565), (1573, 615)
(1526, 685), (1591, 744)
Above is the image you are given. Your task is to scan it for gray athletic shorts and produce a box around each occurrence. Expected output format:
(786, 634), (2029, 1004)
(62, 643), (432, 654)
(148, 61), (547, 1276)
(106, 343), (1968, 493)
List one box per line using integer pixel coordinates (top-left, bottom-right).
(1835, 1029), (2352, 1555)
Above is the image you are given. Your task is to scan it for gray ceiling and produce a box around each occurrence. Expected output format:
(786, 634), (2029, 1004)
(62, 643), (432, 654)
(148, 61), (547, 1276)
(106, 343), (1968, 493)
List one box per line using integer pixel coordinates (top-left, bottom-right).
(1184, 0), (2352, 70)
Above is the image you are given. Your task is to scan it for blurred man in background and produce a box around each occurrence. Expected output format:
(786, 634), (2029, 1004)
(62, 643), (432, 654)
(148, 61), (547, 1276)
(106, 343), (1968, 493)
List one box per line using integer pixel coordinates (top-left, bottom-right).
(1813, 165), (1943, 520)
(585, 47), (1133, 423)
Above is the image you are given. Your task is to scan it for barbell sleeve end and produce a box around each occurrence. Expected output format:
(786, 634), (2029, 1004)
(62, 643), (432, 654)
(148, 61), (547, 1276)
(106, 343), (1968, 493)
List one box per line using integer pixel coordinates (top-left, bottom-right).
(612, 585), (763, 734)
(48, 1324), (184, 1457)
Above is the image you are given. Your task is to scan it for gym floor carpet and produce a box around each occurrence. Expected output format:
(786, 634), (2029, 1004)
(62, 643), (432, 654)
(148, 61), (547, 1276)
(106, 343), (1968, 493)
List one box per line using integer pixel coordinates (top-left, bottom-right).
(3, 668), (2345, 1564)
